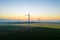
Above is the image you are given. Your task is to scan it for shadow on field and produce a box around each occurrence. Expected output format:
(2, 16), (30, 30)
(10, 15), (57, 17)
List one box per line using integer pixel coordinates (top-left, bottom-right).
(0, 25), (60, 40)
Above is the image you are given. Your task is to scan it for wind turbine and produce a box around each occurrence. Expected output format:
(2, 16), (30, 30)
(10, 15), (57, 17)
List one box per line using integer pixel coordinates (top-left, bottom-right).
(17, 16), (19, 24)
(38, 18), (40, 24)
(24, 11), (31, 31)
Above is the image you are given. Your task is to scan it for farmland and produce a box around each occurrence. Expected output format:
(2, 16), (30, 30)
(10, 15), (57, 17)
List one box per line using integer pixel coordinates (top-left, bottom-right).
(0, 22), (60, 40)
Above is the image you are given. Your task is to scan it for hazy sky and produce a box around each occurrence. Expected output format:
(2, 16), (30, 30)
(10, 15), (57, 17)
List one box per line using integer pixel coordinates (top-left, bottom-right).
(0, 0), (60, 21)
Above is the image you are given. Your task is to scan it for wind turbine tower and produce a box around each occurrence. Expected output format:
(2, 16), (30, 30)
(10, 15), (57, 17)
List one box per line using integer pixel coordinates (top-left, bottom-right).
(38, 18), (40, 24)
(24, 11), (31, 31)
(28, 13), (30, 31)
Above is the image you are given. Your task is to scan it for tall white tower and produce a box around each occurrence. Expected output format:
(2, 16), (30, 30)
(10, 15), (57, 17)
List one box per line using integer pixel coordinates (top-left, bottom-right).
(24, 11), (31, 31)
(38, 18), (40, 24)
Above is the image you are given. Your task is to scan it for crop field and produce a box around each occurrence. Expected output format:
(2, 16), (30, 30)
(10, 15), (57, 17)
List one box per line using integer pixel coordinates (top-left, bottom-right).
(15, 23), (60, 29)
(1, 23), (59, 29)
(0, 22), (60, 40)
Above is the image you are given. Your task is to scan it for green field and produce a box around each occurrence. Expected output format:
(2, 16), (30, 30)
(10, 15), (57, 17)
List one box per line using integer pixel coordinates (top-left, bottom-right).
(1, 23), (60, 28)
(0, 23), (60, 40)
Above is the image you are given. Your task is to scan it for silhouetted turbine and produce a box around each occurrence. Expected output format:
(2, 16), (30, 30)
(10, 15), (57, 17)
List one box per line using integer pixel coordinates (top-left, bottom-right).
(24, 11), (30, 31)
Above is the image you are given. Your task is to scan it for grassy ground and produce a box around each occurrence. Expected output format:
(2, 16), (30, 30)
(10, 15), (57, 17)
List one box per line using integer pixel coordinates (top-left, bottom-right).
(0, 23), (60, 40)
(12, 23), (60, 29)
